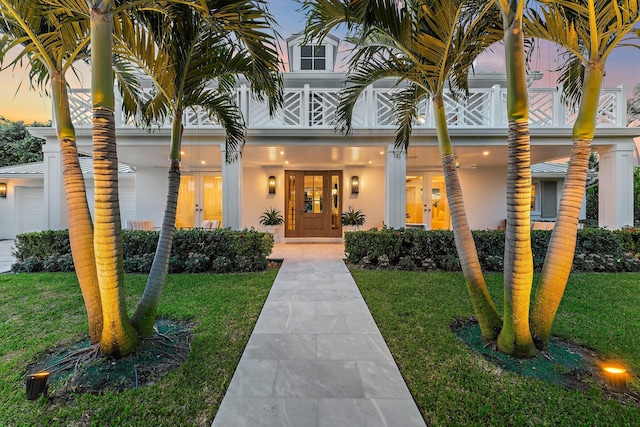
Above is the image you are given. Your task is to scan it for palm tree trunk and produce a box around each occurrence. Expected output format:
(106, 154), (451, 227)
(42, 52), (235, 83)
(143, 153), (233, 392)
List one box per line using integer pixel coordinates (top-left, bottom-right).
(433, 96), (502, 339)
(132, 111), (183, 336)
(52, 72), (103, 343)
(496, 9), (536, 358)
(91, 0), (137, 356)
(530, 64), (603, 349)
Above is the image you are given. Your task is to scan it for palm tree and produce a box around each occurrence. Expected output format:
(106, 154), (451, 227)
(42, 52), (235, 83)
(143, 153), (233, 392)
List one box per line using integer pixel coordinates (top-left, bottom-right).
(303, 0), (504, 340)
(0, 0), (103, 343)
(86, 0), (139, 356)
(124, 0), (282, 336)
(493, 0), (536, 358)
(525, 0), (640, 349)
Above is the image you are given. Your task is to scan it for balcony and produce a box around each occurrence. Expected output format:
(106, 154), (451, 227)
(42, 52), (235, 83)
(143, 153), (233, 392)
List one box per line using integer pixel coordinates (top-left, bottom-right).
(64, 83), (628, 130)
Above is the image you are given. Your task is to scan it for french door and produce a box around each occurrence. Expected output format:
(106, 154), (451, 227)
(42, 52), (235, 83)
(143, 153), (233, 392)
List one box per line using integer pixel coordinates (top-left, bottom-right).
(285, 170), (342, 238)
(175, 174), (222, 228)
(405, 173), (450, 230)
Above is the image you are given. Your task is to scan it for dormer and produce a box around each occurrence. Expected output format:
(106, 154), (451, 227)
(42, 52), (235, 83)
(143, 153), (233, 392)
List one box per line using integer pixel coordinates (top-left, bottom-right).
(286, 33), (340, 72)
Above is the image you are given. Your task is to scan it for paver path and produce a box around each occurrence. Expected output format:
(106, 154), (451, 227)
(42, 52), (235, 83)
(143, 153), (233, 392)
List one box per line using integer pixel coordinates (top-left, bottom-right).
(212, 255), (426, 426)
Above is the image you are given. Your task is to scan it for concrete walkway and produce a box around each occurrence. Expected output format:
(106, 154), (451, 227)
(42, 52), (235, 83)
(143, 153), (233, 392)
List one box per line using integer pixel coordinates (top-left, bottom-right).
(0, 240), (15, 273)
(212, 243), (426, 426)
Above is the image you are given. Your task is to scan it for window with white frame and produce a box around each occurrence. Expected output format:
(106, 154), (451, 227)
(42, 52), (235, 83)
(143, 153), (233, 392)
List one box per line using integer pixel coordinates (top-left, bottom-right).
(531, 180), (558, 218)
(300, 45), (326, 70)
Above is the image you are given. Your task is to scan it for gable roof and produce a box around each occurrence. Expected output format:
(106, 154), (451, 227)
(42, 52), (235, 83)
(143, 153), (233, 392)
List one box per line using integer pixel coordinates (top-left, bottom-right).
(0, 157), (135, 176)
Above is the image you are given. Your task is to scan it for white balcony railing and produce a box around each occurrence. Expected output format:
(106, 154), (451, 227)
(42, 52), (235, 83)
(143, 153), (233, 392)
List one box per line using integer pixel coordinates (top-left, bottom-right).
(64, 83), (628, 130)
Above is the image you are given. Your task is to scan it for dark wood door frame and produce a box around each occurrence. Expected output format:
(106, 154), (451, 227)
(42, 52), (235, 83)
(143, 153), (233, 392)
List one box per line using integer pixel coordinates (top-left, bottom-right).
(284, 170), (342, 238)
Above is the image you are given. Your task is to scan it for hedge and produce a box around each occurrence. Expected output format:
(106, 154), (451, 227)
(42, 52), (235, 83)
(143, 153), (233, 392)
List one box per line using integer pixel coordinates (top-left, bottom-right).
(12, 228), (274, 274)
(345, 227), (640, 273)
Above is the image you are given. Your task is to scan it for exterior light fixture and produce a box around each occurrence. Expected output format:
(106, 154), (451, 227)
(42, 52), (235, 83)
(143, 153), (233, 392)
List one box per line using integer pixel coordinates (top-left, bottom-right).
(351, 176), (359, 194)
(0, 183), (6, 198)
(268, 175), (276, 194)
(26, 372), (50, 400)
(601, 364), (629, 392)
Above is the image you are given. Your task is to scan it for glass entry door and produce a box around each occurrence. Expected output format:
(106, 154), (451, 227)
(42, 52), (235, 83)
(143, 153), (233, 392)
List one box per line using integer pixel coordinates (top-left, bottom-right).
(405, 173), (450, 230)
(285, 170), (342, 238)
(176, 174), (222, 228)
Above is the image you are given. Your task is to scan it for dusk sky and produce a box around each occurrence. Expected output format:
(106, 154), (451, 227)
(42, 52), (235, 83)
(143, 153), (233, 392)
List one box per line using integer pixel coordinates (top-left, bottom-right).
(0, 0), (638, 124)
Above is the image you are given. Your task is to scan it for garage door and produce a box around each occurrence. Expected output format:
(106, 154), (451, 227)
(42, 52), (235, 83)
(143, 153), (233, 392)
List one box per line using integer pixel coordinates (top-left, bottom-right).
(16, 187), (45, 234)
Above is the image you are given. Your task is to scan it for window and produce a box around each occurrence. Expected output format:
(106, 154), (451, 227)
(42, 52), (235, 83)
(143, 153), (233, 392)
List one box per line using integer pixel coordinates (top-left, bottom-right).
(530, 184), (537, 211)
(540, 180), (557, 218)
(531, 180), (558, 218)
(301, 45), (326, 70)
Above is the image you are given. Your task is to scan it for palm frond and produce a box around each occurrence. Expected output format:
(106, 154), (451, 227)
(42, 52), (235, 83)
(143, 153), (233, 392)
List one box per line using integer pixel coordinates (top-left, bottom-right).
(556, 53), (585, 111)
(190, 89), (246, 163)
(392, 83), (429, 153)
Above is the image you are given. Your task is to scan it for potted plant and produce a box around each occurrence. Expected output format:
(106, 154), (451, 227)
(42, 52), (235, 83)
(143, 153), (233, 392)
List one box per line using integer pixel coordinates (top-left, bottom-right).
(341, 207), (366, 232)
(259, 207), (284, 242)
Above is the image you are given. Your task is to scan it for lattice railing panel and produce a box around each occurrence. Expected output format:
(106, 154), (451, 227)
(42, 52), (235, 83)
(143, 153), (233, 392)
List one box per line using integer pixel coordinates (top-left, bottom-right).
(375, 92), (396, 126)
(351, 95), (365, 127)
(566, 90), (618, 127)
(282, 90), (303, 126)
(248, 90), (303, 126)
(184, 106), (220, 127)
(68, 89), (92, 127)
(442, 91), (492, 126)
(308, 90), (340, 126)
(596, 91), (618, 126)
(65, 85), (625, 130)
(529, 91), (554, 127)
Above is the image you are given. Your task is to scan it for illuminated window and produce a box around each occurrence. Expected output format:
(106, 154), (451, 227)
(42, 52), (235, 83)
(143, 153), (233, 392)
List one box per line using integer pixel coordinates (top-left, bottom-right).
(530, 184), (537, 211)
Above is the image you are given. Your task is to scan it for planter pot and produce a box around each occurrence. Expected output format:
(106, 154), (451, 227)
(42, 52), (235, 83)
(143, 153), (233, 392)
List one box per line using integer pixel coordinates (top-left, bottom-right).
(343, 225), (359, 233)
(265, 225), (281, 243)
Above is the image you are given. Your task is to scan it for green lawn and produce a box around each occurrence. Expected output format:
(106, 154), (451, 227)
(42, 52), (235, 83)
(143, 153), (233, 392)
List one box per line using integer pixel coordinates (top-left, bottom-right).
(2, 270), (639, 426)
(352, 270), (640, 426)
(0, 271), (276, 426)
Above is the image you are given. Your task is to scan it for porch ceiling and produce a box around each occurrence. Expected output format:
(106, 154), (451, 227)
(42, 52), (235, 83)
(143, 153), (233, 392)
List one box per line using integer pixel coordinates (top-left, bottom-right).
(114, 139), (575, 171)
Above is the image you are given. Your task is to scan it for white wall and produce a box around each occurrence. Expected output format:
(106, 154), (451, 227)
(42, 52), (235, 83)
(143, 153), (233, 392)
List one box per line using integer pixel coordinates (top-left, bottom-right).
(458, 166), (508, 230)
(242, 165), (284, 231)
(343, 166), (385, 230)
(133, 167), (167, 227)
(85, 175), (137, 228)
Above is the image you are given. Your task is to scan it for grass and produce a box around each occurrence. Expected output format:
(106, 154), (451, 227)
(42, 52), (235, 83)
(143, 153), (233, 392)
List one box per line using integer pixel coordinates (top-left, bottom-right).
(0, 270), (276, 426)
(351, 270), (640, 426)
(2, 269), (640, 426)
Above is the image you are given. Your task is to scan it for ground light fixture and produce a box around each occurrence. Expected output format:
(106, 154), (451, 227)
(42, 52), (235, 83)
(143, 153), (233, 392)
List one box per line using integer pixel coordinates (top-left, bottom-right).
(0, 182), (6, 198)
(351, 176), (359, 194)
(26, 372), (50, 400)
(268, 175), (276, 194)
(601, 363), (629, 392)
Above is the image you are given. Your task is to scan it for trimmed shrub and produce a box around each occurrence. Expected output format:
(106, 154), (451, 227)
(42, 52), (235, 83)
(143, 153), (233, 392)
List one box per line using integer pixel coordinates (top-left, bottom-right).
(345, 227), (640, 273)
(12, 229), (70, 261)
(12, 228), (274, 274)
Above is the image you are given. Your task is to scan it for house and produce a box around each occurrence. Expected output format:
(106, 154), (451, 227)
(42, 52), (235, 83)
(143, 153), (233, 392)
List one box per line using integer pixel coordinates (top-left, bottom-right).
(0, 33), (636, 240)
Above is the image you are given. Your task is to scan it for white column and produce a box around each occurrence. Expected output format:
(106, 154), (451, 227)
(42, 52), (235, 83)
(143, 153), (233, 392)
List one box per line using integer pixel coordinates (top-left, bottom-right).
(222, 146), (243, 230)
(598, 143), (635, 229)
(42, 141), (67, 230)
(384, 145), (406, 228)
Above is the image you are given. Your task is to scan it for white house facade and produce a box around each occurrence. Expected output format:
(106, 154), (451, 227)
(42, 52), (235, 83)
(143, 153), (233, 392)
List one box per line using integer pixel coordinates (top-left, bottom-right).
(0, 33), (637, 240)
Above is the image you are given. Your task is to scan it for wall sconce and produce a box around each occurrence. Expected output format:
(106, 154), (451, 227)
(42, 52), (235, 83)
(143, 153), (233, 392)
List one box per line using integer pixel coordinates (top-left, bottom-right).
(0, 183), (6, 198)
(268, 176), (276, 194)
(351, 176), (359, 194)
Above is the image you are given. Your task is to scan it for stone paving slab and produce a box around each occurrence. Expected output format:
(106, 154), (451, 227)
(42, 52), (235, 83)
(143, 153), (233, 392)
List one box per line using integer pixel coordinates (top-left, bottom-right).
(212, 255), (426, 427)
(0, 240), (15, 273)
